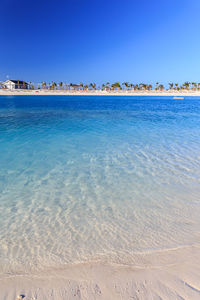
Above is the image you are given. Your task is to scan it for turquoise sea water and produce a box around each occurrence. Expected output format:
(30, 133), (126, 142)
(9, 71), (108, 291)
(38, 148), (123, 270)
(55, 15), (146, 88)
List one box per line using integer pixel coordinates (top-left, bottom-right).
(0, 95), (200, 274)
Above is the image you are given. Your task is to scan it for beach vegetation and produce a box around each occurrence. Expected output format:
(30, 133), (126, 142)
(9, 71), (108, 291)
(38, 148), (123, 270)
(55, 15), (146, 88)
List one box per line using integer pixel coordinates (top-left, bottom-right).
(2, 79), (200, 92)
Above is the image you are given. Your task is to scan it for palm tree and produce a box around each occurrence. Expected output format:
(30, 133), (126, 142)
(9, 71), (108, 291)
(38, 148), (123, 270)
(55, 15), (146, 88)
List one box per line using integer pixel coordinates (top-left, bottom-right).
(89, 83), (96, 90)
(191, 82), (197, 91)
(155, 82), (159, 91)
(159, 84), (164, 91)
(59, 82), (63, 90)
(102, 84), (105, 90)
(43, 81), (47, 89)
(142, 84), (148, 90)
(29, 81), (33, 90)
(80, 83), (84, 90)
(175, 83), (179, 90)
(51, 81), (57, 90)
(106, 82), (110, 90)
(122, 82), (129, 90)
(183, 82), (190, 90)
(139, 83), (144, 90)
(169, 83), (173, 90)
(134, 84), (139, 91)
(111, 82), (121, 90)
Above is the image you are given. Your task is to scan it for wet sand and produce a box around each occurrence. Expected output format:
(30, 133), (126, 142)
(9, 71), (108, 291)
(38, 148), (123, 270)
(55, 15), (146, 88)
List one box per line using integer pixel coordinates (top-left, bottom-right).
(1, 245), (200, 300)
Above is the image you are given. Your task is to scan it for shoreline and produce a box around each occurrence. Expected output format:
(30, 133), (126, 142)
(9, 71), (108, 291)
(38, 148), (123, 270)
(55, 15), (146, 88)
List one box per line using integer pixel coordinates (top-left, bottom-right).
(1, 244), (200, 299)
(1, 89), (200, 96)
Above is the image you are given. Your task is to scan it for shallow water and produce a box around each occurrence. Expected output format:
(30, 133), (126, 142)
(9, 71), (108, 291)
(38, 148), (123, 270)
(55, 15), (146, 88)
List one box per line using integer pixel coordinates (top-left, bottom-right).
(0, 95), (200, 274)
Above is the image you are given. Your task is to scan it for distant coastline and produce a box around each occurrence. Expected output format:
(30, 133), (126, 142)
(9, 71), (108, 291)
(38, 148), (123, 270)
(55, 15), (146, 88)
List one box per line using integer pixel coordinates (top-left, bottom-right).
(1, 88), (200, 300)
(1, 89), (200, 96)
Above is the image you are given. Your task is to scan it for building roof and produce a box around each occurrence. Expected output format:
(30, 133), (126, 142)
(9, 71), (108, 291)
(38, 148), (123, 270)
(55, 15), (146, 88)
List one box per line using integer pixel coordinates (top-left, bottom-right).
(70, 84), (82, 87)
(4, 80), (28, 84)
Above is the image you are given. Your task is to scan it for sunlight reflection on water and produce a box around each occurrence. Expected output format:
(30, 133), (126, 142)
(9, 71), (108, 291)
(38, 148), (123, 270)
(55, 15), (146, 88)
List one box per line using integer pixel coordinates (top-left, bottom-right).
(0, 95), (200, 273)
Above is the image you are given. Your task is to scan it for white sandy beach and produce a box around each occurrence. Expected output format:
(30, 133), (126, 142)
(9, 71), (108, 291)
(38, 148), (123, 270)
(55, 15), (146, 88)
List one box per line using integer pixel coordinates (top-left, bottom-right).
(1, 244), (200, 300)
(1, 89), (200, 96)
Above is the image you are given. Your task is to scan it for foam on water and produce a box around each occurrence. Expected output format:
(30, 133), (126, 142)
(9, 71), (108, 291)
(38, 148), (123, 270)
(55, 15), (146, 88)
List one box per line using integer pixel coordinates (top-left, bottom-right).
(0, 95), (200, 274)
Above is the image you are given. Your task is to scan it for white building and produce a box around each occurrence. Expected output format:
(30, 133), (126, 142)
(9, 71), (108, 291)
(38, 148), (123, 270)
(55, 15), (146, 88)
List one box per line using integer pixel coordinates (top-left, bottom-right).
(3, 80), (29, 90)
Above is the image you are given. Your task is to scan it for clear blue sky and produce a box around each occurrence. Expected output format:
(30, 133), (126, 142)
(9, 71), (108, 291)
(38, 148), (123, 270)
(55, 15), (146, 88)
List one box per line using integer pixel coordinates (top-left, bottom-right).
(1, 0), (200, 86)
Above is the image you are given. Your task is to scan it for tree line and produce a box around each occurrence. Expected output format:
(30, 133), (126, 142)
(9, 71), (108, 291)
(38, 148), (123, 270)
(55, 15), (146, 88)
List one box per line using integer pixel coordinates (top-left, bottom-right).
(29, 81), (200, 91)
